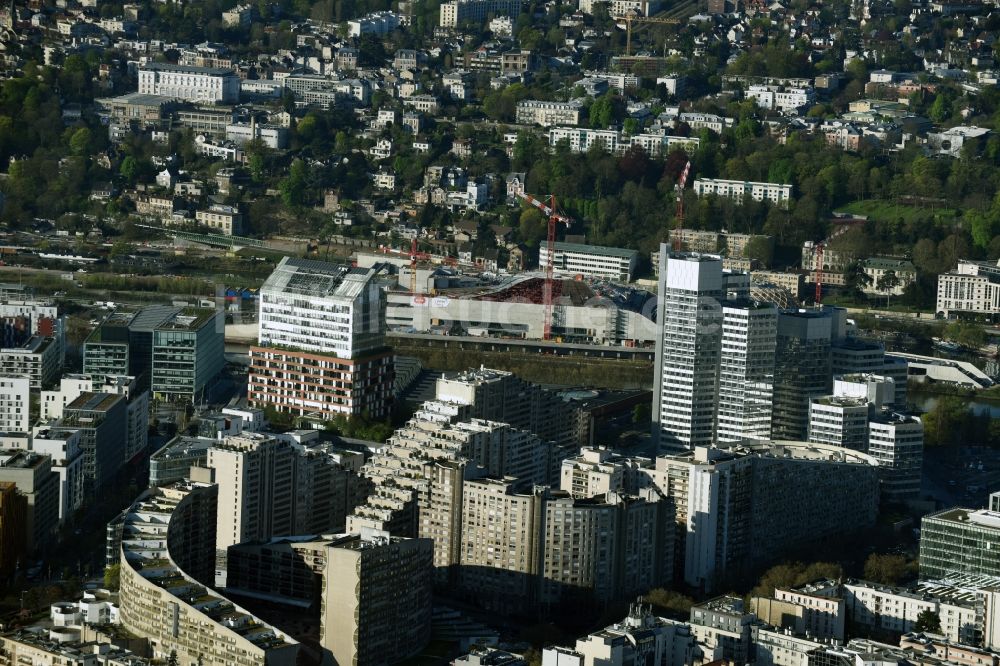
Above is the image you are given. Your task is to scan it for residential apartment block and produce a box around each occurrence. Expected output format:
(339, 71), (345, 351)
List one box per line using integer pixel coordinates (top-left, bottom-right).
(0, 450), (59, 552)
(117, 482), (299, 666)
(650, 442), (879, 592)
(539, 241), (639, 282)
(692, 178), (793, 207)
(516, 100), (583, 127)
(323, 531), (433, 666)
(0, 374), (29, 433)
(652, 253), (724, 451)
(439, 0), (524, 27)
(548, 127), (699, 156)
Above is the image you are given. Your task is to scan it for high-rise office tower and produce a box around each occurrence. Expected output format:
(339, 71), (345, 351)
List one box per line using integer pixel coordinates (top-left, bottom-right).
(715, 301), (777, 443)
(249, 257), (394, 420)
(771, 309), (834, 441)
(653, 250), (724, 451)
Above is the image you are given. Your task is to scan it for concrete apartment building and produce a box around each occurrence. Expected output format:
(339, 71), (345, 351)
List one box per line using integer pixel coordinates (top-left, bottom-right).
(842, 577), (991, 646)
(937, 259), (1000, 317)
(0, 374), (29, 433)
(0, 336), (60, 389)
(323, 531), (433, 666)
(763, 580), (846, 641)
(542, 605), (700, 666)
(433, 367), (586, 450)
(547, 127), (698, 157)
(458, 477), (674, 613)
(650, 443), (879, 593)
(205, 433), (297, 554)
(539, 241), (640, 282)
(41, 374), (149, 462)
(137, 63), (240, 103)
(559, 447), (653, 499)
(747, 85), (816, 112)
(808, 396), (870, 450)
(692, 178), (793, 207)
(439, 0), (524, 27)
(349, 415), (551, 575)
(30, 427), (84, 522)
(249, 257), (394, 421)
(118, 482), (298, 666)
(347, 10), (403, 36)
(58, 392), (127, 495)
(516, 100), (584, 127)
(868, 412), (923, 502)
(653, 252), (772, 447)
(0, 450), (58, 552)
(0, 481), (24, 578)
(715, 300), (777, 443)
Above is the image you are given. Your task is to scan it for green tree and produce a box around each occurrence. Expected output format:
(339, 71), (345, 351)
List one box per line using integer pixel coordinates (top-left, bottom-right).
(742, 235), (774, 266)
(644, 588), (694, 616)
(69, 127), (92, 156)
(876, 269), (901, 306)
(103, 563), (120, 591)
(915, 609), (942, 634)
(119, 156), (138, 184)
(863, 553), (912, 585)
(752, 561), (843, 598)
(279, 159), (308, 207)
(166, 650), (180, 666)
(518, 207), (547, 248)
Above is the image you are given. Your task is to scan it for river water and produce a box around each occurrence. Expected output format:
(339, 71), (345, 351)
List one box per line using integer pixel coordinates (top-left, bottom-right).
(910, 394), (1000, 418)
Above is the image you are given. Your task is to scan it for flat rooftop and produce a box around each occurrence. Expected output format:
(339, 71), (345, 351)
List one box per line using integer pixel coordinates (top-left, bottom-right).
(65, 392), (124, 414)
(552, 241), (638, 259)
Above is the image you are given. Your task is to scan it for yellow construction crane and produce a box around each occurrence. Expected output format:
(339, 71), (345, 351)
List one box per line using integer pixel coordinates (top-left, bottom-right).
(614, 13), (682, 56)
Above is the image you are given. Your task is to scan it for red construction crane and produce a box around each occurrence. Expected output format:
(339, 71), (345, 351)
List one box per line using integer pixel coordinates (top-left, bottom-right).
(813, 218), (866, 303)
(516, 191), (572, 340)
(673, 160), (691, 252)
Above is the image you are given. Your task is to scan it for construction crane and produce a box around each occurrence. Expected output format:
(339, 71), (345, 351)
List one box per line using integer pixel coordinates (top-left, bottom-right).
(672, 160), (691, 252)
(516, 191), (572, 341)
(614, 12), (682, 56)
(813, 218), (866, 303)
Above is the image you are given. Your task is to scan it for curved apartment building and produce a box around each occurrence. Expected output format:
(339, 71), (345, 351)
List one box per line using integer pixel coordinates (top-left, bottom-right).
(117, 482), (298, 666)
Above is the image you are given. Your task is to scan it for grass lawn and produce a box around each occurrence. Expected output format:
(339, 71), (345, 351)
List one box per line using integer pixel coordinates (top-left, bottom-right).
(839, 200), (960, 226)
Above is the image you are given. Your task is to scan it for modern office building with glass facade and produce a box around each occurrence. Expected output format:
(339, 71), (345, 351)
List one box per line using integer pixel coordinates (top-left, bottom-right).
(150, 308), (224, 402)
(84, 306), (224, 402)
(919, 506), (1000, 580)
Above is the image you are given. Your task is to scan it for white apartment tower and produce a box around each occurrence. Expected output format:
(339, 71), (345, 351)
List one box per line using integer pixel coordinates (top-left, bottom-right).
(0, 374), (29, 433)
(715, 302), (777, 443)
(808, 396), (870, 450)
(868, 413), (923, 502)
(652, 251), (724, 452)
